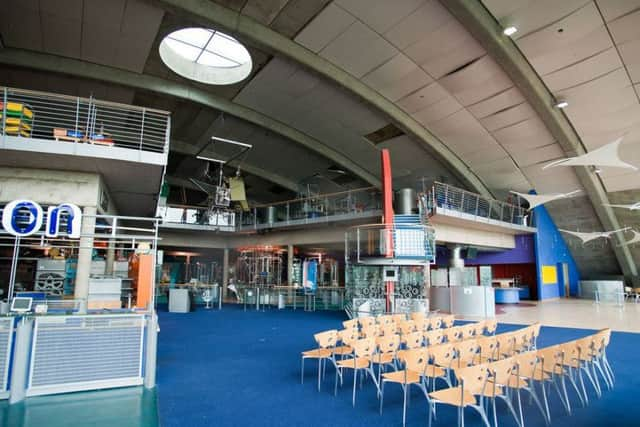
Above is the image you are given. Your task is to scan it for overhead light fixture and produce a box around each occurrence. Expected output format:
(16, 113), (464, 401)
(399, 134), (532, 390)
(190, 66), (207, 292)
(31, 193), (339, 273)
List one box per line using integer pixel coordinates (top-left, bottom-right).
(211, 136), (252, 148)
(196, 155), (226, 164)
(503, 26), (518, 36)
(555, 100), (569, 109)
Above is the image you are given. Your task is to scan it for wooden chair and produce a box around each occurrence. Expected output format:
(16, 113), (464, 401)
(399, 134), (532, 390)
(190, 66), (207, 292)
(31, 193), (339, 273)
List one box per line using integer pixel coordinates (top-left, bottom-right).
(428, 363), (492, 427)
(379, 324), (398, 338)
(592, 329), (614, 389)
(402, 330), (424, 349)
(453, 339), (480, 370)
(475, 336), (499, 364)
(512, 352), (550, 426)
(444, 326), (465, 343)
(342, 318), (359, 330)
(472, 320), (487, 337)
(574, 336), (603, 400)
(461, 324), (477, 340)
(426, 342), (456, 389)
(414, 316), (429, 332)
(496, 333), (517, 359)
(487, 358), (521, 427)
(371, 334), (401, 387)
(484, 319), (498, 336)
(399, 320), (417, 336)
(334, 328), (358, 360)
(428, 316), (443, 330)
(558, 341), (588, 408)
(411, 311), (427, 322)
(334, 337), (379, 406)
(359, 316), (376, 330)
(301, 329), (338, 391)
(360, 324), (380, 339)
(377, 314), (395, 327)
(537, 345), (572, 416)
(380, 348), (430, 427)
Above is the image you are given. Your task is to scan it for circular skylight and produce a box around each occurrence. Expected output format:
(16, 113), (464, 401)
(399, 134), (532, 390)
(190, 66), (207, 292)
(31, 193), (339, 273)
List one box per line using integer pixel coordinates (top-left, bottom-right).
(159, 28), (252, 85)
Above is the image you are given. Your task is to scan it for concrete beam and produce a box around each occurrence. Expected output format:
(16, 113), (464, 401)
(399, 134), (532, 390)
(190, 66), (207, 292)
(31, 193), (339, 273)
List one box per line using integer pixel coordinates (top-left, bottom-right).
(170, 139), (300, 192)
(0, 48), (380, 188)
(443, 0), (637, 278)
(155, 0), (493, 198)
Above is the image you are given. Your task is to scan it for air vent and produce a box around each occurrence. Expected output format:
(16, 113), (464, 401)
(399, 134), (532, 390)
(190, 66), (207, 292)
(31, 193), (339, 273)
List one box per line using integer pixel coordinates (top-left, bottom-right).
(364, 123), (405, 144)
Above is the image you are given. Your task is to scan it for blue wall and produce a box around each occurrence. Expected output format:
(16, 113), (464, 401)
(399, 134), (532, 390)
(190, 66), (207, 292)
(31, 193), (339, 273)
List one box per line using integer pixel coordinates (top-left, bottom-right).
(532, 202), (581, 299)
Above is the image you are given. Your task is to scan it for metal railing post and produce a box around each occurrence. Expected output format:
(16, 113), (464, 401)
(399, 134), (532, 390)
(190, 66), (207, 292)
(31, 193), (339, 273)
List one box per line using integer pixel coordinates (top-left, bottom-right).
(139, 108), (146, 152)
(1, 87), (6, 144)
(74, 96), (80, 143)
(474, 195), (479, 217)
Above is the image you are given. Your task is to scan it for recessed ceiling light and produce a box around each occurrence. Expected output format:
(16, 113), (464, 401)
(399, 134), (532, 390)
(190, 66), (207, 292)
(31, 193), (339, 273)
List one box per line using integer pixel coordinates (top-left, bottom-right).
(594, 168), (602, 174)
(503, 26), (518, 36)
(555, 100), (569, 109)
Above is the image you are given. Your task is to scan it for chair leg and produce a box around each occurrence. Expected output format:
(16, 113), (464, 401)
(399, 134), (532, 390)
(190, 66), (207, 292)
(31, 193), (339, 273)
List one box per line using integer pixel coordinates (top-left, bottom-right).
(317, 359), (322, 392)
(403, 383), (408, 427)
(492, 397), (498, 427)
(556, 376), (572, 415)
(379, 380), (385, 415)
(539, 381), (551, 423)
(568, 370), (586, 407)
(428, 402), (434, 427)
(576, 368), (589, 406)
(301, 358), (305, 384)
(334, 366), (339, 396)
(517, 388), (524, 427)
(353, 368), (357, 406)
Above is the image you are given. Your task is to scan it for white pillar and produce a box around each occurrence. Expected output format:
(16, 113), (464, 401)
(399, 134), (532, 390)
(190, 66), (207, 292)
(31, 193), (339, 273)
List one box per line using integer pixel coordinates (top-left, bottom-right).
(74, 206), (96, 307)
(287, 244), (294, 285)
(222, 248), (229, 301)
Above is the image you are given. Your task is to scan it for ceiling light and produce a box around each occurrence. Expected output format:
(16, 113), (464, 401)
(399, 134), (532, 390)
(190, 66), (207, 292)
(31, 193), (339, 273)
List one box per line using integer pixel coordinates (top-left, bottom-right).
(503, 26), (518, 36)
(555, 100), (569, 109)
(196, 155), (225, 164)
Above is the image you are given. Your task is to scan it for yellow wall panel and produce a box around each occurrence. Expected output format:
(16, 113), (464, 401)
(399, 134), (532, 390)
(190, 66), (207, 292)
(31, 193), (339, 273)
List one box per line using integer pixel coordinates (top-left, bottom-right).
(541, 265), (557, 285)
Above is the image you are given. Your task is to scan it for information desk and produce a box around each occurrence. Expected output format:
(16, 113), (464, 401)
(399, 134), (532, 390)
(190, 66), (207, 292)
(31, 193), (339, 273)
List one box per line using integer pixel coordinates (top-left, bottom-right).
(430, 286), (495, 317)
(494, 287), (520, 304)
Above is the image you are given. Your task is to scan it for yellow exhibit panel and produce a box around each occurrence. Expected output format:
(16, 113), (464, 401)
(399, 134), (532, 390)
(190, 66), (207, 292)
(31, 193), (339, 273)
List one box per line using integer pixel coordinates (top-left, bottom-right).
(541, 265), (557, 284)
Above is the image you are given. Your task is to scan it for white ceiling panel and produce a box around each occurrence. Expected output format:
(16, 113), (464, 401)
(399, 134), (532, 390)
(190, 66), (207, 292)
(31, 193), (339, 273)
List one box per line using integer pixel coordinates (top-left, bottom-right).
(362, 54), (433, 101)
(483, 0), (589, 38)
(459, 147), (509, 167)
(0, 7), (42, 50)
(509, 143), (566, 168)
(429, 110), (498, 154)
(522, 166), (584, 194)
(618, 39), (640, 83)
(601, 171), (640, 192)
(543, 47), (623, 91)
(335, 0), (424, 34)
(467, 87), (526, 118)
(84, 0), (126, 27)
(384, 0), (451, 50)
(320, 21), (398, 78)
(607, 8), (640, 44)
(493, 118), (555, 151)
(597, 0), (640, 22)
(42, 16), (82, 58)
(242, 0), (289, 25)
(40, 0), (83, 20)
(480, 102), (536, 132)
(294, 3), (356, 52)
(404, 19), (485, 79)
(413, 96), (463, 126)
(282, 69), (321, 98)
(439, 56), (513, 106)
(397, 82), (448, 114)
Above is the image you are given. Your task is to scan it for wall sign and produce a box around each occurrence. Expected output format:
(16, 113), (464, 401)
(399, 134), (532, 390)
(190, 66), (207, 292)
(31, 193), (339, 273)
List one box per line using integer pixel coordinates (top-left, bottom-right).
(1, 200), (83, 238)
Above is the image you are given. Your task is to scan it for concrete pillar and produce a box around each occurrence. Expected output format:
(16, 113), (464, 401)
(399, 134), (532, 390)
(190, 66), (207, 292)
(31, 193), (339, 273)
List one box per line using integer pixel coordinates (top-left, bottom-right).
(144, 311), (158, 389)
(222, 248), (229, 301)
(105, 239), (115, 275)
(287, 244), (294, 285)
(74, 206), (96, 307)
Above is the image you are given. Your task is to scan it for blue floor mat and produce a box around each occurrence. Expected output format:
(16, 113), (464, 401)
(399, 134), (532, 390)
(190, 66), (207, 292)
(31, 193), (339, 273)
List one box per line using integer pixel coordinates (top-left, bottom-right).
(156, 306), (640, 427)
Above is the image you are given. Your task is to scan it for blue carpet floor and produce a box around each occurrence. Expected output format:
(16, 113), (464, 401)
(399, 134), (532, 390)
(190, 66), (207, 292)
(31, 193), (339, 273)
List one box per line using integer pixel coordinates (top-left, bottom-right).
(156, 306), (640, 427)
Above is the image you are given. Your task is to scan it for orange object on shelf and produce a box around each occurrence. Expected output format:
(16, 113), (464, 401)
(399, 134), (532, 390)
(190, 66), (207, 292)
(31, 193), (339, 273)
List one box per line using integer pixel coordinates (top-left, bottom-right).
(136, 254), (153, 309)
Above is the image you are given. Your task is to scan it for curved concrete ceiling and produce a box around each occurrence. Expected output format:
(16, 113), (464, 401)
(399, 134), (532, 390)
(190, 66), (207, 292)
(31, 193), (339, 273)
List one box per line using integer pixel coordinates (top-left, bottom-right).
(156, 0), (494, 198)
(0, 48), (380, 188)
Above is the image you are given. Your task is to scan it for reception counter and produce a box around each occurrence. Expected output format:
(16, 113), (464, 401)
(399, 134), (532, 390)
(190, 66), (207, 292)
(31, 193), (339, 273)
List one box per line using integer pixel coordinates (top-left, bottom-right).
(430, 286), (495, 317)
(494, 287), (521, 304)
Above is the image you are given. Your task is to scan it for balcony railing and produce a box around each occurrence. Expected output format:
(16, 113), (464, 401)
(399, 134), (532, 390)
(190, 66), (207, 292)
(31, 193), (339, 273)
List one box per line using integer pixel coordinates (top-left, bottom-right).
(1, 87), (170, 155)
(158, 187), (382, 231)
(425, 182), (530, 227)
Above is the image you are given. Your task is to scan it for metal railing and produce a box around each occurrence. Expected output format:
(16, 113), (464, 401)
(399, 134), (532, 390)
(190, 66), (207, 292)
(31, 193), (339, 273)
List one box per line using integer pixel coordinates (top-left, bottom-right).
(345, 223), (436, 264)
(1, 87), (170, 154)
(159, 187), (382, 230)
(426, 182), (529, 227)
(238, 187), (382, 230)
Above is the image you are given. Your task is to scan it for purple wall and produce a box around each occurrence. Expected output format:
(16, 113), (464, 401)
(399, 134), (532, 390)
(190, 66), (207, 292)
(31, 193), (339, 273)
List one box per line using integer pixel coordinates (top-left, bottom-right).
(435, 234), (536, 266)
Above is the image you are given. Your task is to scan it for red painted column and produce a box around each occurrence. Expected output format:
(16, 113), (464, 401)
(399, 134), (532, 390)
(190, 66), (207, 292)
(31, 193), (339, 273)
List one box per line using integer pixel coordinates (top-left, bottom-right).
(381, 149), (394, 312)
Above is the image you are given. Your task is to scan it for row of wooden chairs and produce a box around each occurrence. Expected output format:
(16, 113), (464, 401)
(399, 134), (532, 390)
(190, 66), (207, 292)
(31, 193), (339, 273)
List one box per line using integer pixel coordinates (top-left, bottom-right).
(342, 313), (457, 334)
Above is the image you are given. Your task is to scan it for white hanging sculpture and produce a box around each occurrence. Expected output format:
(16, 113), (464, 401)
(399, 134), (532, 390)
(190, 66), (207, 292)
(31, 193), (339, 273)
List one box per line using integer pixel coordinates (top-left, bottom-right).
(542, 138), (638, 170)
(509, 190), (581, 210)
(559, 227), (629, 244)
(602, 202), (640, 211)
(618, 230), (640, 246)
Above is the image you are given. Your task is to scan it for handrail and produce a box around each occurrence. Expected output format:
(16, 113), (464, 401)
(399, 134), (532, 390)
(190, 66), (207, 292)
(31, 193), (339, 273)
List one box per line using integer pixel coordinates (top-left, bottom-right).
(250, 186), (379, 208)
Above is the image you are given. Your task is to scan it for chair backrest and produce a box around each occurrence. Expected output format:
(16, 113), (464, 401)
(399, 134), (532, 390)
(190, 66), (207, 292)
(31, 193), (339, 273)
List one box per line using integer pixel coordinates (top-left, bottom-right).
(411, 312), (426, 322)
(424, 329), (445, 347)
(472, 320), (486, 336)
(489, 358), (517, 389)
(598, 328), (611, 347)
(625, 286), (633, 292)
(413, 317), (429, 332)
(456, 363), (490, 395)
(476, 336), (498, 361)
(496, 333), (516, 357)
(361, 324), (380, 338)
(380, 324), (397, 337)
(461, 324), (476, 339)
(353, 338), (377, 358)
(359, 316), (376, 329)
(442, 314), (456, 328)
(401, 348), (428, 374)
(531, 322), (541, 338)
(455, 339), (479, 367)
(400, 320), (417, 335)
(537, 345), (562, 373)
(315, 329), (338, 348)
(403, 331), (424, 349)
(392, 313), (406, 325)
(377, 334), (401, 354)
(514, 327), (534, 351)
(377, 315), (394, 327)
(342, 319), (359, 330)
(514, 352), (539, 380)
(444, 326), (464, 343)
(484, 319), (498, 335)
(574, 336), (595, 361)
(428, 316), (443, 330)
(559, 341), (580, 365)
(428, 342), (456, 367)
(339, 328), (359, 346)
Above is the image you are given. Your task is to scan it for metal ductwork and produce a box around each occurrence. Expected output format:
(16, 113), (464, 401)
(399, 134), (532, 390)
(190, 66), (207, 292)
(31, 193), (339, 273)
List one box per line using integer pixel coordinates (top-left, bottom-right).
(449, 246), (464, 269)
(395, 188), (417, 215)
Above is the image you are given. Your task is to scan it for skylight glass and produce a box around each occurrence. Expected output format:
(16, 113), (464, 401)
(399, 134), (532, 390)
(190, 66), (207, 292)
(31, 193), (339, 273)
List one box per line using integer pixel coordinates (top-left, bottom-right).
(159, 27), (253, 85)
